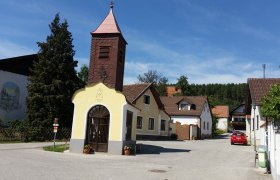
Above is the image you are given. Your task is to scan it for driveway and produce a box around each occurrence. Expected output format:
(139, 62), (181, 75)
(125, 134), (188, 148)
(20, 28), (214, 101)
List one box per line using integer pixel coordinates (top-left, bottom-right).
(0, 135), (272, 180)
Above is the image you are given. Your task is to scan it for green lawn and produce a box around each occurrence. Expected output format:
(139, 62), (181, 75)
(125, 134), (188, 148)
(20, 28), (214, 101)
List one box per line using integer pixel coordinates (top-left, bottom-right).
(43, 144), (69, 153)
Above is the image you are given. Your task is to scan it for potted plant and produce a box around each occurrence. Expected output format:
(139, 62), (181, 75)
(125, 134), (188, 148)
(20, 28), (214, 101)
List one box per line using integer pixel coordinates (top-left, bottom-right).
(124, 145), (134, 155)
(83, 145), (91, 154)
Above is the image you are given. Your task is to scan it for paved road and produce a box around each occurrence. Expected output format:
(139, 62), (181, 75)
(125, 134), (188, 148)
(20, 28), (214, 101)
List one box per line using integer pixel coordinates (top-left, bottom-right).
(0, 135), (272, 180)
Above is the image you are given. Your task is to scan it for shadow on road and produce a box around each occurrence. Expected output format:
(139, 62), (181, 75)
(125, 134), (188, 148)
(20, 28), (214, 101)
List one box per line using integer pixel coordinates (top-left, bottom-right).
(136, 144), (191, 154)
(212, 133), (230, 140)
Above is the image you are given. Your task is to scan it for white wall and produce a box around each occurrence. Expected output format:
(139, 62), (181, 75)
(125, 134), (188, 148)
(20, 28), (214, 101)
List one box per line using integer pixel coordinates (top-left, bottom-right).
(0, 70), (28, 126)
(171, 116), (199, 125)
(267, 122), (280, 180)
(216, 118), (228, 132)
(200, 102), (212, 137)
(250, 106), (266, 146)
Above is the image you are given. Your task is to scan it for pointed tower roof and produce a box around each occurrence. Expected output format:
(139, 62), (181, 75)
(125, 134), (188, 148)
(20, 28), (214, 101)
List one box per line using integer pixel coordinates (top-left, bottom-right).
(92, 3), (122, 34)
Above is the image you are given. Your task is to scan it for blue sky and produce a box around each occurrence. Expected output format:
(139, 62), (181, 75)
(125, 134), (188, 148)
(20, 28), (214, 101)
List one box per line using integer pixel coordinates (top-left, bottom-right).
(0, 0), (280, 84)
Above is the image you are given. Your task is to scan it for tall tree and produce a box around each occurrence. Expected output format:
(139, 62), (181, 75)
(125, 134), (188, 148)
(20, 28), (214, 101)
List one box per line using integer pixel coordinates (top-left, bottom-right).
(26, 14), (82, 140)
(77, 64), (89, 84)
(137, 70), (168, 96)
(175, 75), (191, 96)
(137, 70), (161, 84)
(261, 84), (280, 120)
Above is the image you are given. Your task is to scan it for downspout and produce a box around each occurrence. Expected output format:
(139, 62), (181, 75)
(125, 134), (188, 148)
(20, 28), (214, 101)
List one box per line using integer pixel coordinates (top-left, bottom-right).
(266, 116), (271, 173)
(199, 117), (202, 139)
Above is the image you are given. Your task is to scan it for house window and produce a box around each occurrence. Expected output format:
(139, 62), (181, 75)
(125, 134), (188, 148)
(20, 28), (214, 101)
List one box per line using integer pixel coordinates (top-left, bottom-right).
(180, 103), (188, 110)
(144, 95), (150, 105)
(161, 120), (166, 131)
(207, 122), (209, 130)
(137, 116), (142, 129)
(190, 104), (196, 110)
(203, 121), (205, 130)
(99, 46), (109, 58)
(148, 118), (154, 130)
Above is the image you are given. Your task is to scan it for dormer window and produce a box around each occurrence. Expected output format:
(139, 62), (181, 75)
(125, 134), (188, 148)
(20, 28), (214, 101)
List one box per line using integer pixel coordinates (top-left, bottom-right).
(191, 104), (196, 110)
(179, 103), (188, 110)
(144, 95), (150, 104)
(179, 101), (189, 110)
(179, 101), (196, 111)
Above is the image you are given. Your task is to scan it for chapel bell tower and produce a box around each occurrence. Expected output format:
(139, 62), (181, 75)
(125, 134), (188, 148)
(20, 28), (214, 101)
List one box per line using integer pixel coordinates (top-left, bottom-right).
(88, 3), (127, 92)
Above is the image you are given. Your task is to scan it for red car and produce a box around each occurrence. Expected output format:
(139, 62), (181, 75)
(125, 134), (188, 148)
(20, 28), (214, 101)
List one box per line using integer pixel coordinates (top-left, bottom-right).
(231, 131), (247, 145)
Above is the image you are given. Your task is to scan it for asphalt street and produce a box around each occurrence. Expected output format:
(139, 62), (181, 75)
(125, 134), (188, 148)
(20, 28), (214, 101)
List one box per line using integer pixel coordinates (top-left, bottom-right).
(0, 135), (272, 180)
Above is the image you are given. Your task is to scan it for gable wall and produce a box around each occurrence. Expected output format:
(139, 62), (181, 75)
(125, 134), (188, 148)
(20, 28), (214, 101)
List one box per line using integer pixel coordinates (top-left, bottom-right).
(0, 70), (28, 126)
(134, 88), (169, 136)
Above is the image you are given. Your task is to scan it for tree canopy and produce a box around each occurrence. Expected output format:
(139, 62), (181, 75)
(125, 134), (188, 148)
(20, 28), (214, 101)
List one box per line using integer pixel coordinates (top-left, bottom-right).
(77, 64), (89, 84)
(261, 84), (280, 120)
(137, 70), (168, 96)
(26, 14), (82, 140)
(175, 75), (191, 96)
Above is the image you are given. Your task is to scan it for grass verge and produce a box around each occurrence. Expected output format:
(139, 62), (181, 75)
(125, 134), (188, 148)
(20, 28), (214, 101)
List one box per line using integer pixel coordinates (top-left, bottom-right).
(214, 129), (226, 136)
(43, 144), (69, 153)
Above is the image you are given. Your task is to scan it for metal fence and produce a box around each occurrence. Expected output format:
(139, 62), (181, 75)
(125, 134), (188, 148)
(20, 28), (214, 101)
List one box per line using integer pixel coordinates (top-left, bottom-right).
(0, 127), (71, 142)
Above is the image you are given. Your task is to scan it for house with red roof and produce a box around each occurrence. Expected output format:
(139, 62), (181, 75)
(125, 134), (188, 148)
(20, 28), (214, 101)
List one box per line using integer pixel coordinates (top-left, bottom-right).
(212, 105), (229, 132)
(161, 96), (212, 139)
(123, 83), (171, 140)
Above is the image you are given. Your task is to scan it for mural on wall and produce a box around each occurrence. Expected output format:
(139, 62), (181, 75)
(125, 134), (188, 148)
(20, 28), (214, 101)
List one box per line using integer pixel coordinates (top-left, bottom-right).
(0, 82), (21, 112)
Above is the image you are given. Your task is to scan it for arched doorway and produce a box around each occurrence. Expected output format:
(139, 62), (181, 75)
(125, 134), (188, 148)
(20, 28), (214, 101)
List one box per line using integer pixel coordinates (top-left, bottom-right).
(86, 105), (110, 152)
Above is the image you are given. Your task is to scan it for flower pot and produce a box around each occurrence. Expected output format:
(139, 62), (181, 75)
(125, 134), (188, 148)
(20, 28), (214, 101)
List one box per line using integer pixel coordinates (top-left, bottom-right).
(124, 149), (130, 155)
(83, 148), (90, 154)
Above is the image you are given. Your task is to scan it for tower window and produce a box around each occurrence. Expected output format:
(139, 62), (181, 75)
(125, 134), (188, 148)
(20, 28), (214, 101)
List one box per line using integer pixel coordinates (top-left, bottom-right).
(99, 46), (109, 58)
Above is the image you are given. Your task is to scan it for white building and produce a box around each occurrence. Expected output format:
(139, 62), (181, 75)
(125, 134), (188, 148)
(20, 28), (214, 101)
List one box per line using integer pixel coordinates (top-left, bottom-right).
(0, 55), (36, 126)
(161, 96), (212, 139)
(212, 105), (229, 132)
(246, 78), (280, 179)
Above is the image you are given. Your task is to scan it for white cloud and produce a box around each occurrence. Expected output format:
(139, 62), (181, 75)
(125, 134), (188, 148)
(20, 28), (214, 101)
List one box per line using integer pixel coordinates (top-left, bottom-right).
(0, 39), (35, 59)
(124, 34), (268, 84)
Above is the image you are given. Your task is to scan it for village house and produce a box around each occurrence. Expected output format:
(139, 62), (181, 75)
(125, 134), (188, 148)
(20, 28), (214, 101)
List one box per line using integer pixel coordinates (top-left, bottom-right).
(230, 103), (246, 131)
(245, 78), (280, 179)
(212, 105), (229, 132)
(123, 83), (171, 140)
(161, 96), (212, 139)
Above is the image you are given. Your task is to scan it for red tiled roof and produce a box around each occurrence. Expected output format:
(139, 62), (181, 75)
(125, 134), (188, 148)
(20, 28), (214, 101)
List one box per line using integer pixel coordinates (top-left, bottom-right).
(91, 5), (122, 34)
(166, 86), (182, 97)
(212, 105), (229, 118)
(248, 78), (280, 105)
(122, 83), (165, 110)
(160, 96), (208, 116)
(123, 83), (151, 103)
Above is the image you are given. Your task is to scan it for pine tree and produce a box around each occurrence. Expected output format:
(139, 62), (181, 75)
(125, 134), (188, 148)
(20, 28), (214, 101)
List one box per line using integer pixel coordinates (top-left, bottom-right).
(26, 14), (82, 140)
